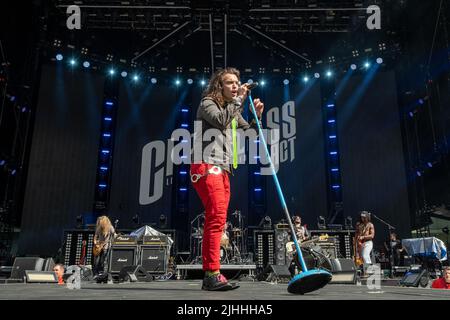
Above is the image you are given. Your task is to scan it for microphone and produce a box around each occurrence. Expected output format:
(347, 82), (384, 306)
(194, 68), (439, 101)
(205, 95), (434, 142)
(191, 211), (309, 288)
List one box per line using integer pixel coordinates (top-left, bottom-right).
(246, 82), (259, 90)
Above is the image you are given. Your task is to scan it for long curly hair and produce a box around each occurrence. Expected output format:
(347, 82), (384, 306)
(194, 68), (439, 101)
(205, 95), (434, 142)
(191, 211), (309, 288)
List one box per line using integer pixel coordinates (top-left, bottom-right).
(202, 67), (241, 107)
(96, 215), (113, 237)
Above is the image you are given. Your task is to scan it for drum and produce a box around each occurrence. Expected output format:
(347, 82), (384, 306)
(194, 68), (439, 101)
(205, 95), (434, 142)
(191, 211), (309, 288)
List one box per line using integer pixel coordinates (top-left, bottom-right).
(220, 231), (230, 248)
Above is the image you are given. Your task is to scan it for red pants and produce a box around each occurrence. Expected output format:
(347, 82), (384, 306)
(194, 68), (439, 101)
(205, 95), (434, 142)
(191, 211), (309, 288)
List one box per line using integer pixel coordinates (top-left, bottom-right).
(191, 163), (230, 271)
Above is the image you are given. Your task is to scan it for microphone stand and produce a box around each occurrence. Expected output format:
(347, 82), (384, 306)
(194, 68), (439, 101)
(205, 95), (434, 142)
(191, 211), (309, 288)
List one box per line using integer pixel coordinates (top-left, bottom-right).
(371, 214), (396, 278)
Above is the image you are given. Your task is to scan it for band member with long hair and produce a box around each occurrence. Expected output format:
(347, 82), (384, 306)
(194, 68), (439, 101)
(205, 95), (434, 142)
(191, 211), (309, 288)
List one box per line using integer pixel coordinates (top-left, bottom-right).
(93, 215), (116, 276)
(355, 211), (375, 268)
(190, 67), (264, 291)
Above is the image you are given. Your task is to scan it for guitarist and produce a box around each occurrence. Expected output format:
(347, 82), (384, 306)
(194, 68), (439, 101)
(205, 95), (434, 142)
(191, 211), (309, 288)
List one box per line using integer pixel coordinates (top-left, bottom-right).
(355, 211), (375, 269)
(93, 216), (117, 277)
(292, 215), (310, 243)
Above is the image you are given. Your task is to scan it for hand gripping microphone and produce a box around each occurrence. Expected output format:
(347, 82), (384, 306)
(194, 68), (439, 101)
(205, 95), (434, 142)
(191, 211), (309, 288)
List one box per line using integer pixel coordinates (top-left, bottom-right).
(246, 82), (259, 90)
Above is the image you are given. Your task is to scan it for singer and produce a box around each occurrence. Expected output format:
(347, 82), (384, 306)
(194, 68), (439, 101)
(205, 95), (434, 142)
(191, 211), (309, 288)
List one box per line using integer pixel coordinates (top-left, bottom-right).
(190, 67), (264, 291)
(92, 215), (117, 278)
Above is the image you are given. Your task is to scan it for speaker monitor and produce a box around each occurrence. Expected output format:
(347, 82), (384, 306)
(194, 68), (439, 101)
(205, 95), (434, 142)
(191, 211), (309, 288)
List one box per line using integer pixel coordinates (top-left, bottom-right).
(119, 265), (153, 282)
(258, 264), (291, 282)
(25, 271), (58, 283)
(11, 257), (45, 280)
(43, 258), (55, 271)
(109, 246), (137, 273)
(139, 246), (169, 274)
(330, 258), (357, 284)
(400, 269), (429, 288)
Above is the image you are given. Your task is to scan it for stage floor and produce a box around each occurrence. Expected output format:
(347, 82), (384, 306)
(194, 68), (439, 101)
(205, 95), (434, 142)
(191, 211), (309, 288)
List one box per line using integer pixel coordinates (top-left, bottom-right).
(0, 280), (449, 300)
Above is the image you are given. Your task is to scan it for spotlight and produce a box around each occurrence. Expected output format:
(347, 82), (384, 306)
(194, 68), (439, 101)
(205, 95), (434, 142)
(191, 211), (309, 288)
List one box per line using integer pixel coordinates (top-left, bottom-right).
(10, 169), (17, 176)
(109, 69), (115, 76)
(151, 78), (157, 84)
(0, 160), (5, 166)
(303, 76), (309, 83)
(69, 59), (76, 66)
(427, 162), (433, 168)
(418, 99), (425, 105)
(260, 80), (266, 86)
(200, 80), (206, 86)
(21, 106), (27, 113)
(283, 79), (289, 85)
(175, 79), (181, 86)
(326, 71), (332, 78)
(132, 75), (139, 82)
(416, 171), (422, 177)
(83, 61), (90, 68)
(364, 62), (370, 69)
(350, 64), (357, 70)
(376, 57), (383, 64)
(121, 71), (128, 78)
(187, 78), (193, 85)
(56, 54), (63, 61)
(314, 73), (320, 79)
(318, 216), (327, 229)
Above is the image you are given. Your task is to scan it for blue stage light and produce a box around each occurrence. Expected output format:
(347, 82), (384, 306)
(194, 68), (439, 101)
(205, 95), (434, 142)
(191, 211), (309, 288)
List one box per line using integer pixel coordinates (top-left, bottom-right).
(69, 59), (77, 66)
(314, 73), (320, 79)
(260, 80), (266, 86)
(303, 76), (309, 83)
(133, 75), (139, 82)
(187, 79), (193, 85)
(376, 57), (383, 64)
(0, 160), (5, 166)
(364, 62), (370, 68)
(109, 69), (115, 75)
(175, 80), (181, 86)
(83, 61), (90, 68)
(350, 64), (357, 70)
(283, 79), (289, 85)
(121, 71), (128, 78)
(56, 54), (63, 61)
(151, 78), (157, 84)
(427, 162), (433, 168)
(326, 71), (332, 78)
(201, 80), (206, 86)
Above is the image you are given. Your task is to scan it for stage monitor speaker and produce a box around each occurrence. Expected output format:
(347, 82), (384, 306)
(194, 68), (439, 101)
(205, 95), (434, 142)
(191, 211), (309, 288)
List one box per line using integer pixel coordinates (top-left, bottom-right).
(400, 269), (429, 288)
(109, 246), (137, 273)
(257, 264), (291, 283)
(25, 271), (58, 283)
(330, 258), (357, 284)
(274, 229), (290, 266)
(139, 246), (169, 274)
(11, 257), (45, 280)
(119, 265), (153, 282)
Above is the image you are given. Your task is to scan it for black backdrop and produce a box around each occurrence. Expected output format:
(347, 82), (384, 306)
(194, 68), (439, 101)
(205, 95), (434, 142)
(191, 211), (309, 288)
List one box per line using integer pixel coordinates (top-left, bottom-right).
(18, 66), (411, 256)
(18, 65), (103, 256)
(336, 71), (411, 240)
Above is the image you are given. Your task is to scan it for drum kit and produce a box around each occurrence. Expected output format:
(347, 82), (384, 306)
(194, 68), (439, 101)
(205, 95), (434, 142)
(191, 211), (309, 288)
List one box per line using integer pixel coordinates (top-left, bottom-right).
(190, 210), (247, 264)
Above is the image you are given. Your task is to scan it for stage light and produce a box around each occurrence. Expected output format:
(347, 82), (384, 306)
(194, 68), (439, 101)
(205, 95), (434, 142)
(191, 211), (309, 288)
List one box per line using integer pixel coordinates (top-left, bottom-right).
(83, 61), (90, 68)
(326, 71), (332, 78)
(350, 64), (357, 70)
(151, 78), (157, 84)
(10, 169), (16, 176)
(69, 59), (76, 66)
(21, 106), (27, 113)
(175, 79), (181, 86)
(283, 79), (289, 85)
(56, 54), (63, 61)
(132, 75), (139, 82)
(187, 78), (193, 84)
(416, 171), (422, 177)
(303, 76), (309, 83)
(314, 73), (320, 79)
(0, 160), (5, 166)
(409, 111), (414, 118)
(109, 69), (115, 76)
(260, 80), (266, 86)
(418, 99), (425, 105)
(121, 71), (128, 78)
(200, 80), (206, 86)
(364, 62), (370, 69)
(427, 162), (433, 168)
(376, 57), (383, 64)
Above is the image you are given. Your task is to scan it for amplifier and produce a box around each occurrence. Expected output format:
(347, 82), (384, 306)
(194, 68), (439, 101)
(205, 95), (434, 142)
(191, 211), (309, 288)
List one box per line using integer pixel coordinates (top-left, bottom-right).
(254, 230), (275, 269)
(113, 235), (137, 245)
(143, 235), (169, 246)
(139, 246), (169, 274)
(62, 230), (95, 266)
(109, 246), (138, 273)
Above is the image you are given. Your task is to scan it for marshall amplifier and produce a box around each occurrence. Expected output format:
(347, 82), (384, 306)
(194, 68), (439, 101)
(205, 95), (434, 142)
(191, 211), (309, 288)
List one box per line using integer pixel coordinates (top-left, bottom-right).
(139, 246), (169, 275)
(113, 235), (137, 245)
(142, 235), (169, 246)
(109, 246), (137, 273)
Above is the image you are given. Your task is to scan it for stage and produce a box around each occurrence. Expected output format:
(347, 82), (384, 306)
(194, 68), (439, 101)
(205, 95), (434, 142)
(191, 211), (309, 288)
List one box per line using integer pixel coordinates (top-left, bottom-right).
(0, 280), (449, 300)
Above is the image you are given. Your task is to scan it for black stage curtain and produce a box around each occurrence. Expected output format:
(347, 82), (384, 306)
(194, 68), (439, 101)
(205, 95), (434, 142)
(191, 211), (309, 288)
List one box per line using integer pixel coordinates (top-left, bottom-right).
(18, 64), (103, 256)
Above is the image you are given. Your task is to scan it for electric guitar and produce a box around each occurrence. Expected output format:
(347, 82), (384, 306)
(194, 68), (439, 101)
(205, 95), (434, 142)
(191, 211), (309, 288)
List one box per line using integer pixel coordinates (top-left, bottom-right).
(285, 234), (329, 254)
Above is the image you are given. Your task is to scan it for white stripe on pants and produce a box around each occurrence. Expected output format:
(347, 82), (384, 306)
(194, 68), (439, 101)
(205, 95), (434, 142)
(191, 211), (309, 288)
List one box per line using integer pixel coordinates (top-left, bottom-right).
(361, 241), (373, 264)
